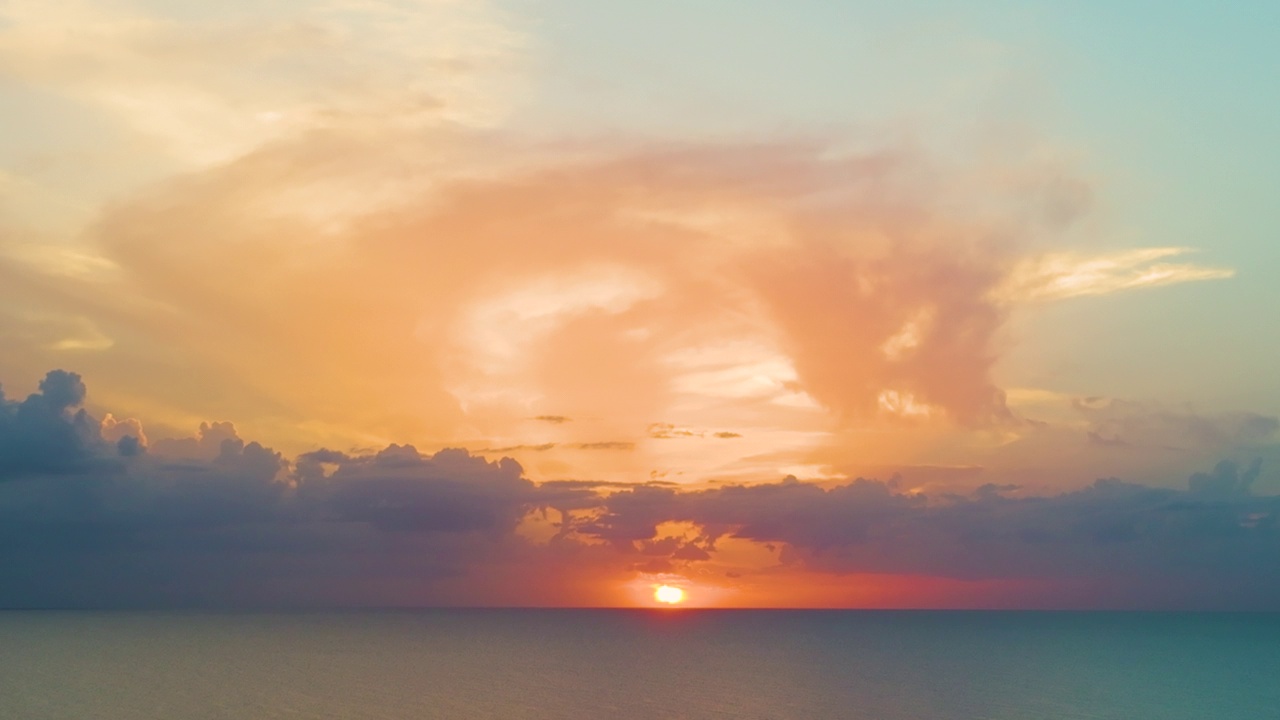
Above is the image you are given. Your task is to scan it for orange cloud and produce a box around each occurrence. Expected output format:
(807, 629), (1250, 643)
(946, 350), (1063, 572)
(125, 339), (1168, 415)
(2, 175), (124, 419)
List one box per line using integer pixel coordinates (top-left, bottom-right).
(62, 139), (1011, 470)
(0, 124), (1234, 489)
(995, 247), (1234, 302)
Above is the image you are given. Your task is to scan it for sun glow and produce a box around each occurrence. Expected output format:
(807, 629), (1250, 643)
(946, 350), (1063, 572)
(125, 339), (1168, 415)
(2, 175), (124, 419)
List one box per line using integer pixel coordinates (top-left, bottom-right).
(654, 585), (686, 604)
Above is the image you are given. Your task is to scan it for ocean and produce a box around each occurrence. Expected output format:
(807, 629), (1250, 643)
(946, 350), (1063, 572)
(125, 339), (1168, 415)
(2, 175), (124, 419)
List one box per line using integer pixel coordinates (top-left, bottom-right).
(2, 610), (1277, 719)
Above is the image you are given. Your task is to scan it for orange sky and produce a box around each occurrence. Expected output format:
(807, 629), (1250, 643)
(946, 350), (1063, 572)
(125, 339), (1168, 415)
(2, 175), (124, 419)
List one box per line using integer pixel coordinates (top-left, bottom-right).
(1, 0), (1277, 610)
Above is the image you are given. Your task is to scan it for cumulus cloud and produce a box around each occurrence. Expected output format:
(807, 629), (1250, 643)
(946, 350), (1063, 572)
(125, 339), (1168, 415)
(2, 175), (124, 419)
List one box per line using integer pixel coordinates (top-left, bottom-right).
(578, 466), (1280, 608)
(303, 445), (533, 535)
(1188, 459), (1263, 499)
(0, 405), (544, 605)
(0, 370), (613, 606)
(150, 421), (245, 461)
(99, 412), (147, 447)
(0, 370), (120, 479)
(2, 370), (1279, 609)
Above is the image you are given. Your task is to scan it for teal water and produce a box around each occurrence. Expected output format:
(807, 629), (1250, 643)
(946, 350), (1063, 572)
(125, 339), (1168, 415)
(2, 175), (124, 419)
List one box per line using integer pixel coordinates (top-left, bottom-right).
(1, 610), (1277, 719)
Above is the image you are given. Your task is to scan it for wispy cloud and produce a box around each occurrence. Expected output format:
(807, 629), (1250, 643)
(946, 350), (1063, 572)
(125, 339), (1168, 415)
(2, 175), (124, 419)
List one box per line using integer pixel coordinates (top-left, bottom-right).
(0, 0), (527, 166)
(995, 247), (1234, 303)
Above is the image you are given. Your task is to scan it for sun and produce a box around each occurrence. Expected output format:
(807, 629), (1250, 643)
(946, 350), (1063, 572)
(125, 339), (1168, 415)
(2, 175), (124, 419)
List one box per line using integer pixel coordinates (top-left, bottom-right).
(654, 585), (686, 605)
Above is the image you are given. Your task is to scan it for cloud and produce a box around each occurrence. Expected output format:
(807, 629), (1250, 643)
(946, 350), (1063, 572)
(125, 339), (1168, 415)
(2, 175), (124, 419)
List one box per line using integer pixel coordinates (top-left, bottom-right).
(570, 442), (636, 452)
(99, 412), (147, 447)
(579, 466), (1280, 608)
(56, 137), (1034, 463)
(1074, 398), (1278, 452)
(648, 423), (702, 439)
(0, 66), (1241, 486)
(476, 442), (557, 453)
(581, 476), (925, 551)
(2, 369), (1279, 609)
(304, 446), (533, 535)
(995, 247), (1234, 303)
(0, 370), (122, 479)
(150, 421), (243, 460)
(0, 0), (526, 166)
(0, 387), (550, 605)
(1188, 459), (1263, 500)
(0, 369), (624, 607)
(648, 424), (742, 440)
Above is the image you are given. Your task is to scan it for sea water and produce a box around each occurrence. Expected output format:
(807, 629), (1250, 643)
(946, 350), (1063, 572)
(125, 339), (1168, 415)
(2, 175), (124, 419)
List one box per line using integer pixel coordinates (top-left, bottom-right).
(2, 610), (1277, 719)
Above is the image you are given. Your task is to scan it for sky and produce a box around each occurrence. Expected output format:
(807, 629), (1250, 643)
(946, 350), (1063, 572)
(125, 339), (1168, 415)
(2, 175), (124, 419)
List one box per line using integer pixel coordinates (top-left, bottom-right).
(1, 0), (1278, 609)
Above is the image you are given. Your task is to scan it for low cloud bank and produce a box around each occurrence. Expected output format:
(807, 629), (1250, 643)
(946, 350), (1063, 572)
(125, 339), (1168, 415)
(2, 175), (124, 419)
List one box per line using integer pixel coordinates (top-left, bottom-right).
(1, 370), (1276, 609)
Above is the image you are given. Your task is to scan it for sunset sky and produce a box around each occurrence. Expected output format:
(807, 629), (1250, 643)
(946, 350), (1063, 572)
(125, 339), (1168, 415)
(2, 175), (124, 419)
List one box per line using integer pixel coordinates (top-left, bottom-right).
(2, 1), (1278, 609)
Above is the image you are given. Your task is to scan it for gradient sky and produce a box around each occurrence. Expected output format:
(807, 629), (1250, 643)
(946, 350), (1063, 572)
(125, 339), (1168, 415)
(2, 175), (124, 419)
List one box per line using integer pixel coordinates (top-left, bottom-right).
(1, 0), (1278, 609)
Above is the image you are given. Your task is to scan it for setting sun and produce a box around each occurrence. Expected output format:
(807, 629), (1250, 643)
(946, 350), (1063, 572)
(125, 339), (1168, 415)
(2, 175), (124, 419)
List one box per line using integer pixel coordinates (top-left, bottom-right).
(654, 585), (686, 604)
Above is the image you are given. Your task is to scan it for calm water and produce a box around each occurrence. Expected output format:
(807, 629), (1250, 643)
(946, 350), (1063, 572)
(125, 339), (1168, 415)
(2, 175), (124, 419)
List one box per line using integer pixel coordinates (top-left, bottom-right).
(2, 610), (1277, 719)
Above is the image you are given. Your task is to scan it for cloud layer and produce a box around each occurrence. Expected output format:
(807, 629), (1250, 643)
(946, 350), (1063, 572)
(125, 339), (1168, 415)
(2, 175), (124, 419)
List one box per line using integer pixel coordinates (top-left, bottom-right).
(2, 370), (1277, 609)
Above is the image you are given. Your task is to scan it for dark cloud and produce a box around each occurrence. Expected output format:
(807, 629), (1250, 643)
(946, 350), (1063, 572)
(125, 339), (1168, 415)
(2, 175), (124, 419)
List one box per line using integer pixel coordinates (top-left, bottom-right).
(569, 441), (636, 451)
(0, 372), (563, 606)
(646, 424), (741, 440)
(149, 421), (241, 460)
(0, 370), (126, 480)
(116, 435), (144, 457)
(475, 442), (557, 453)
(307, 446), (534, 535)
(970, 483), (1020, 499)
(577, 465), (1280, 607)
(532, 415), (572, 424)
(648, 423), (700, 439)
(671, 543), (712, 561)
(4, 370), (1280, 610)
(1188, 459), (1262, 499)
(0, 441), (549, 607)
(583, 476), (925, 552)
